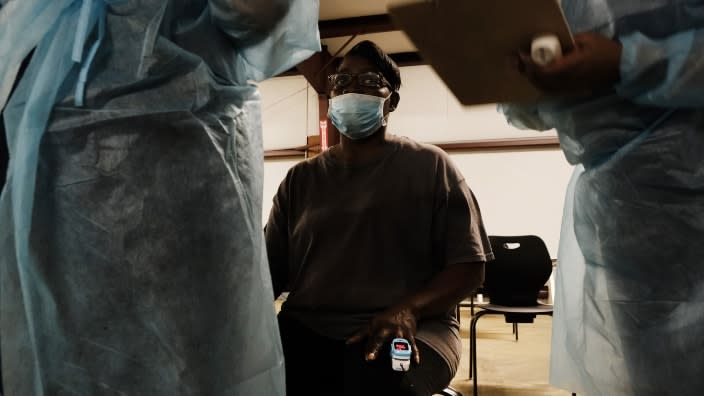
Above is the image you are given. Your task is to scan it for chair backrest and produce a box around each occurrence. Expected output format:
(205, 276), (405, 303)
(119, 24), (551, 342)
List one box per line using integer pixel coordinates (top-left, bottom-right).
(484, 235), (552, 306)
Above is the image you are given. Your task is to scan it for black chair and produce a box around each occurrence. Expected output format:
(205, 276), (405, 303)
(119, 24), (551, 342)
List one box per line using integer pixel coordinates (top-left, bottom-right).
(469, 235), (553, 396)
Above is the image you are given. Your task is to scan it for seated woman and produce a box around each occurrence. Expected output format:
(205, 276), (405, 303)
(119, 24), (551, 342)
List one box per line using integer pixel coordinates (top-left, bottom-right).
(265, 40), (494, 396)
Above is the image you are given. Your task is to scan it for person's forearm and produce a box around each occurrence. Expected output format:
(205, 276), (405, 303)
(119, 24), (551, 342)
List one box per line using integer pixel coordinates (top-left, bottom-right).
(401, 262), (485, 319)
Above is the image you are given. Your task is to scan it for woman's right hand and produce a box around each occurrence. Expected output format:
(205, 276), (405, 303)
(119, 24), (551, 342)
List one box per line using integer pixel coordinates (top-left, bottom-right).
(346, 304), (421, 365)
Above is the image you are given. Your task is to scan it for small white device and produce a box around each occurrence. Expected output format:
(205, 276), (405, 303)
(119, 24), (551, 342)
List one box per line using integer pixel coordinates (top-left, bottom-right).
(531, 34), (563, 66)
(390, 338), (412, 372)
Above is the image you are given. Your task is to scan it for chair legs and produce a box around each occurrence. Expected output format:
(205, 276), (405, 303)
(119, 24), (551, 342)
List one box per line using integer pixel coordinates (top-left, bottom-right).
(469, 310), (552, 395)
(457, 293), (477, 325)
(469, 310), (490, 395)
(471, 322), (517, 380)
(467, 293), (476, 378)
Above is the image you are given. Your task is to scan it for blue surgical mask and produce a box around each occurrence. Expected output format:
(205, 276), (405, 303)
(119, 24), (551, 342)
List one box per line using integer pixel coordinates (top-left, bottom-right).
(328, 93), (389, 140)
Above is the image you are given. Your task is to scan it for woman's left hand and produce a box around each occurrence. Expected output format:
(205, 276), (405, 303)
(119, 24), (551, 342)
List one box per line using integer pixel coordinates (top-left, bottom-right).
(517, 32), (622, 95)
(346, 304), (421, 365)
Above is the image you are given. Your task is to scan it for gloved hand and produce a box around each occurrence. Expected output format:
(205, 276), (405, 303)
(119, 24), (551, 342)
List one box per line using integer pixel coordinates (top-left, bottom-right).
(515, 32), (622, 95)
(346, 304), (421, 365)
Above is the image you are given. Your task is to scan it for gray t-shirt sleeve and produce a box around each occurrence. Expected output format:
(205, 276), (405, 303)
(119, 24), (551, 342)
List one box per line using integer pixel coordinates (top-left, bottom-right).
(435, 156), (494, 266)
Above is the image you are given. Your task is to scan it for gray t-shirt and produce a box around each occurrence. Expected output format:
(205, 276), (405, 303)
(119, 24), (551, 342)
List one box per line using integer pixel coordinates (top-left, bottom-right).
(265, 134), (493, 373)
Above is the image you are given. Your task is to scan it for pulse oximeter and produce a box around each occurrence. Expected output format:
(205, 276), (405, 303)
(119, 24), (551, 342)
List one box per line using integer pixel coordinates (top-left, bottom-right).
(390, 338), (412, 372)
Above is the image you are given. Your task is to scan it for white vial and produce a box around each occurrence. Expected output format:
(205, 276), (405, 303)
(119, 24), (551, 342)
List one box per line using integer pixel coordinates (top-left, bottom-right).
(531, 34), (563, 66)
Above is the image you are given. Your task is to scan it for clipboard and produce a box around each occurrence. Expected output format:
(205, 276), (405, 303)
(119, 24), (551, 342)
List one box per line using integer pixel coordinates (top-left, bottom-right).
(388, 0), (574, 105)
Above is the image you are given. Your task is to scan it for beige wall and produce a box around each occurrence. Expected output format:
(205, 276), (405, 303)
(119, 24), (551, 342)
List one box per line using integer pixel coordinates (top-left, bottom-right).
(258, 66), (574, 258)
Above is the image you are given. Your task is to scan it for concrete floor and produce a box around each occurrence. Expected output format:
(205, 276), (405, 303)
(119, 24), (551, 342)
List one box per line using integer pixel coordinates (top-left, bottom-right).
(446, 306), (573, 396)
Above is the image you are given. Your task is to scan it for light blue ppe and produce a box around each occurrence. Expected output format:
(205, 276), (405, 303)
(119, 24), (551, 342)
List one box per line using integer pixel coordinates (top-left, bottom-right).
(499, 1), (704, 395)
(328, 93), (389, 140)
(0, 0), (320, 394)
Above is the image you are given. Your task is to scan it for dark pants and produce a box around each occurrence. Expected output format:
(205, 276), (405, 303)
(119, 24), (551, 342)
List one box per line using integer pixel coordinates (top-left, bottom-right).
(278, 314), (453, 396)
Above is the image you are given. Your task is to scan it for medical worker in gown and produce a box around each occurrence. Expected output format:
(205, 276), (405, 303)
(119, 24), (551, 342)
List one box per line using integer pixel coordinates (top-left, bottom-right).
(0, 0), (320, 394)
(500, 1), (704, 395)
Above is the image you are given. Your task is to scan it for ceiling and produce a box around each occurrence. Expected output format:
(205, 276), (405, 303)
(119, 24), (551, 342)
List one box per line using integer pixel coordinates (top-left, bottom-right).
(289, 0), (423, 93)
(317, 0), (418, 60)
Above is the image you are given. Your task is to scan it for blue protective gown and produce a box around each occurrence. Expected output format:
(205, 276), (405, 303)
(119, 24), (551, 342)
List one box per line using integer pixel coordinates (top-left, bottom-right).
(500, 1), (704, 395)
(0, 0), (320, 394)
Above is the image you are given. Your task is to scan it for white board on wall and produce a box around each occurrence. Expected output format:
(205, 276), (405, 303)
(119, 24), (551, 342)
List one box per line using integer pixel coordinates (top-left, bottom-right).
(262, 158), (302, 223)
(258, 75), (311, 150)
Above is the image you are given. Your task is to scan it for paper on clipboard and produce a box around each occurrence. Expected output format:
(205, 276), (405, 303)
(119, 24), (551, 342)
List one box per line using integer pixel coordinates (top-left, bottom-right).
(388, 0), (575, 106)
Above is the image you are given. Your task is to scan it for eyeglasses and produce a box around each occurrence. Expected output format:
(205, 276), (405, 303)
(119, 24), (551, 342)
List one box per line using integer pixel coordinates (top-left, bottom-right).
(328, 72), (391, 90)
